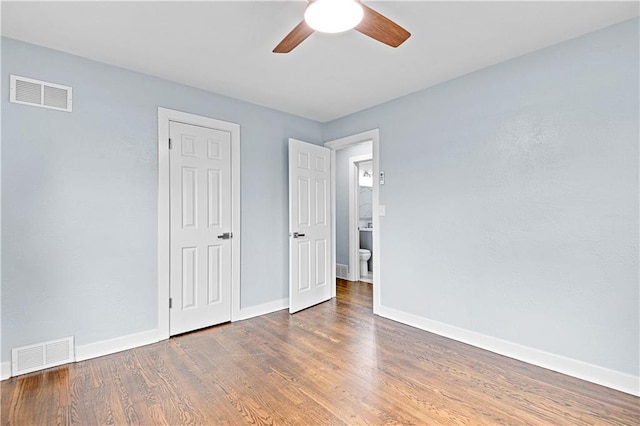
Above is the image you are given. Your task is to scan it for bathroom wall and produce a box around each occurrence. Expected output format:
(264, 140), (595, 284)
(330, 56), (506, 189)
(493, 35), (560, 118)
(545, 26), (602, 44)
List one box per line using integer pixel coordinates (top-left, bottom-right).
(358, 186), (373, 226)
(324, 19), (639, 378)
(1, 37), (323, 364)
(335, 142), (372, 267)
(358, 160), (373, 228)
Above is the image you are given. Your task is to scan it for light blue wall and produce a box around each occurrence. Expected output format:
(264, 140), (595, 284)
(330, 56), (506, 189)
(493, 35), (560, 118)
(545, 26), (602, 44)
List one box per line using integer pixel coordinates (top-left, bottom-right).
(1, 37), (323, 362)
(335, 142), (372, 266)
(325, 19), (640, 376)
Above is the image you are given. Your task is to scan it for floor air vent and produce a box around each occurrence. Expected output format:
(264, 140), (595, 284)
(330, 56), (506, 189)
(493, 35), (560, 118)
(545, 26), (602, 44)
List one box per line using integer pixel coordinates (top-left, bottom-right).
(10, 75), (73, 112)
(12, 336), (75, 376)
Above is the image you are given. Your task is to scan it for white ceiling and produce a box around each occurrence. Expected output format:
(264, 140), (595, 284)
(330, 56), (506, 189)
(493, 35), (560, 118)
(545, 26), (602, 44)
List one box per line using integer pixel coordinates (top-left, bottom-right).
(2, 1), (638, 122)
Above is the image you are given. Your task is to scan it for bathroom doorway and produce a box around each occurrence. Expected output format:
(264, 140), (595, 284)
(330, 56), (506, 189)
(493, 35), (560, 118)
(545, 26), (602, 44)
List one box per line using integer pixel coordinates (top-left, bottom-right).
(351, 158), (374, 284)
(325, 129), (381, 313)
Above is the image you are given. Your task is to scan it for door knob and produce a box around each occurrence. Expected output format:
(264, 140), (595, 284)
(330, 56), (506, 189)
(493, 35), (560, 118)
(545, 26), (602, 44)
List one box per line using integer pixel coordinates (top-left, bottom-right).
(292, 232), (306, 238)
(217, 232), (233, 240)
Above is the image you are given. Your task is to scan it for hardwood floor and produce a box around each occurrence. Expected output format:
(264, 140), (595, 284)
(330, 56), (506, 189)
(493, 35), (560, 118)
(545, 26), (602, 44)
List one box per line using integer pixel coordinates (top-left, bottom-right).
(2, 279), (638, 425)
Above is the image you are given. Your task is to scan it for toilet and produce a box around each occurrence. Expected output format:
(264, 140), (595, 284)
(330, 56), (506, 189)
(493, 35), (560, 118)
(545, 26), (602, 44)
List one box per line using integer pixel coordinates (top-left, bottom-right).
(359, 249), (371, 276)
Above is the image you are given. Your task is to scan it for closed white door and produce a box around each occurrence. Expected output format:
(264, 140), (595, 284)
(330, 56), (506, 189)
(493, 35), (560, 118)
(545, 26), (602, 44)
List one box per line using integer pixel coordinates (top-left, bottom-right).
(289, 139), (332, 313)
(169, 121), (232, 335)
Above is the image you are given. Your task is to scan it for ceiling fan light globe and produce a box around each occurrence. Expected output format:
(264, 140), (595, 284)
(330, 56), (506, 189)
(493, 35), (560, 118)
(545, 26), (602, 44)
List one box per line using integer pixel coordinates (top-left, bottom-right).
(304, 0), (364, 34)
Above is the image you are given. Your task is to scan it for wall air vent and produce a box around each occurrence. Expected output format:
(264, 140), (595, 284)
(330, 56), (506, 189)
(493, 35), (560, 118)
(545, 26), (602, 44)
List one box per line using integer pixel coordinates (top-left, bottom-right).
(10, 75), (73, 112)
(336, 264), (348, 279)
(11, 336), (75, 377)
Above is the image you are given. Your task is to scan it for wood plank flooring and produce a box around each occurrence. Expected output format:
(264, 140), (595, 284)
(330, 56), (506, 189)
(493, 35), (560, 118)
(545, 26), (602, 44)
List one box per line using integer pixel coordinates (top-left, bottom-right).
(2, 279), (638, 425)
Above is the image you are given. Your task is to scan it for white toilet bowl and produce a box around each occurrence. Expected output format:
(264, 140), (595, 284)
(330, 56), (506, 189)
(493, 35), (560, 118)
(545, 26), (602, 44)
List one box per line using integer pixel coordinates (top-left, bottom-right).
(359, 249), (371, 276)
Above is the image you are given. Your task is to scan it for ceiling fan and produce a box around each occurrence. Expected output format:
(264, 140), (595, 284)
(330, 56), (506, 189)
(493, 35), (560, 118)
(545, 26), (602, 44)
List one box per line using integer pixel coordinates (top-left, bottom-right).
(273, 0), (411, 53)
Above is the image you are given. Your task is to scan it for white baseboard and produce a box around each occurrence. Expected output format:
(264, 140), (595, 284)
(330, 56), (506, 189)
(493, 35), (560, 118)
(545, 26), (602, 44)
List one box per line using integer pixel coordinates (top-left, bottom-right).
(75, 329), (159, 362)
(234, 298), (288, 321)
(1, 362), (11, 380)
(376, 305), (639, 397)
(1, 331), (158, 380)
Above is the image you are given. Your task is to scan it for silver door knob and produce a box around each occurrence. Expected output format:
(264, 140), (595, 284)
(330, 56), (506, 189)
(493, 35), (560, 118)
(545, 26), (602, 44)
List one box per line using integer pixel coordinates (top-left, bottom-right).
(292, 232), (306, 238)
(217, 232), (233, 240)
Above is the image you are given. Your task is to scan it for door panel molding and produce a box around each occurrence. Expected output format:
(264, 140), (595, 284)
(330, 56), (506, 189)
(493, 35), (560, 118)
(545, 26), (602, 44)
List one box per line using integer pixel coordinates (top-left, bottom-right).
(158, 107), (240, 340)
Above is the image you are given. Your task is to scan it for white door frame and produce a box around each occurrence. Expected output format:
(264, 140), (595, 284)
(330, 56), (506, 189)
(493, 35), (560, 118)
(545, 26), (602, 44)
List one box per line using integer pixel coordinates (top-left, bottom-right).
(348, 154), (373, 282)
(157, 107), (241, 340)
(325, 129), (381, 313)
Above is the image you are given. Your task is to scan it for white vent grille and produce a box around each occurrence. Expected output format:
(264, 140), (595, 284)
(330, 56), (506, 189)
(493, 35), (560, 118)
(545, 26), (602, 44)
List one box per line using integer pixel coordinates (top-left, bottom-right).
(16, 346), (43, 373)
(12, 337), (75, 376)
(336, 264), (349, 279)
(15, 79), (41, 104)
(10, 75), (72, 112)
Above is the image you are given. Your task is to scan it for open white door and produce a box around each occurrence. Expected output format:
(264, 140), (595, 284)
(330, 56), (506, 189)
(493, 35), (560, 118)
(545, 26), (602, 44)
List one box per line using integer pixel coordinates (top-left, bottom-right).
(289, 139), (332, 313)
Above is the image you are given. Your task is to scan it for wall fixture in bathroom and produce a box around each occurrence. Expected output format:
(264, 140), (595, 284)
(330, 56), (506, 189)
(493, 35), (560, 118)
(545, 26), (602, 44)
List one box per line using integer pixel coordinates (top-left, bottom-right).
(359, 161), (373, 187)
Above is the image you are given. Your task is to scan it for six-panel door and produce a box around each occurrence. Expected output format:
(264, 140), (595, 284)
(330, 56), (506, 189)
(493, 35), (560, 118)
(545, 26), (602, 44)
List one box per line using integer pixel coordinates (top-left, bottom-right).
(169, 121), (232, 335)
(289, 139), (332, 313)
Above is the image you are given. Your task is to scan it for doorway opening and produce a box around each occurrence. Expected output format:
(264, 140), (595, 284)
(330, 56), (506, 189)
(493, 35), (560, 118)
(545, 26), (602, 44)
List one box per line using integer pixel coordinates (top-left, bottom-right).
(325, 129), (381, 313)
(353, 158), (374, 284)
(157, 107), (241, 340)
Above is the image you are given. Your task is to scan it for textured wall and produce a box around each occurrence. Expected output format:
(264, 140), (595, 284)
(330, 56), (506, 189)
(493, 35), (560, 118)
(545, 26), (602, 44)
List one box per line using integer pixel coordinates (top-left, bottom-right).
(325, 19), (639, 376)
(1, 37), (323, 362)
(335, 142), (372, 266)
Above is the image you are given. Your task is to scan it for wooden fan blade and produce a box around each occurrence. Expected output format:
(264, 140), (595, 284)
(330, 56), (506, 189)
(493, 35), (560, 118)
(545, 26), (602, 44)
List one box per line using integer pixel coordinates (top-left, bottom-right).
(273, 21), (315, 53)
(355, 4), (411, 48)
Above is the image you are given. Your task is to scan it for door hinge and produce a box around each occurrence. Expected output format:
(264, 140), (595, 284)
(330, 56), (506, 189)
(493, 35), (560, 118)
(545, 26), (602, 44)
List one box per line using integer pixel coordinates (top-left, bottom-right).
(168, 138), (172, 150)
(169, 298), (172, 309)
